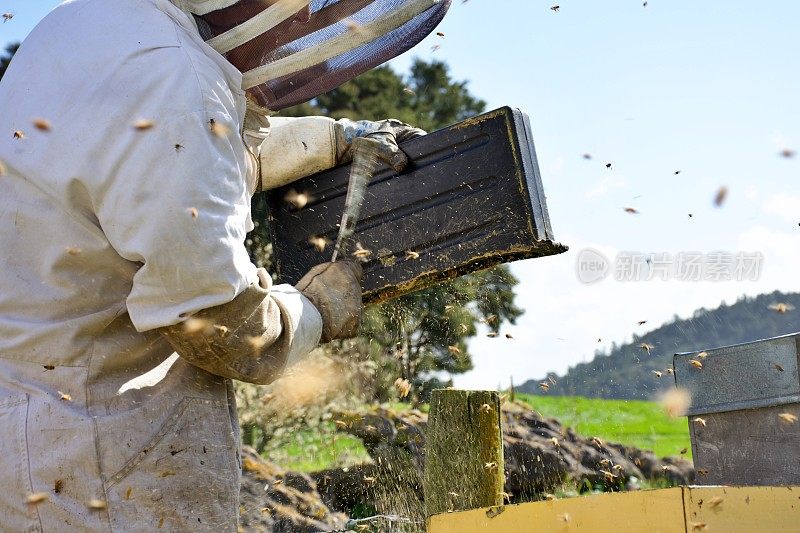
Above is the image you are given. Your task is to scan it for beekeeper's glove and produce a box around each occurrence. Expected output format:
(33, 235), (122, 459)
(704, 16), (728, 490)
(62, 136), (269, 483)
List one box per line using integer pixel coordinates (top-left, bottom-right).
(295, 260), (363, 343)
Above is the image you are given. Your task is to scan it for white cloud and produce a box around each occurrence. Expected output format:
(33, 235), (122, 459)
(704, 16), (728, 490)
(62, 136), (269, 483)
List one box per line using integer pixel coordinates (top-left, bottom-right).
(762, 194), (800, 223)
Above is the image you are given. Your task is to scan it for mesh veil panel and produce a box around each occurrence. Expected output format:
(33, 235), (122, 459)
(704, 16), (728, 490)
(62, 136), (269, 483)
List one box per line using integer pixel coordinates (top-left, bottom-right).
(211, 0), (451, 110)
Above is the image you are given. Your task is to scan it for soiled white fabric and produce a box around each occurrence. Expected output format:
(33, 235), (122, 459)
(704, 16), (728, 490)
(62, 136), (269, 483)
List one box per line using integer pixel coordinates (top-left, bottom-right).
(0, 0), (321, 530)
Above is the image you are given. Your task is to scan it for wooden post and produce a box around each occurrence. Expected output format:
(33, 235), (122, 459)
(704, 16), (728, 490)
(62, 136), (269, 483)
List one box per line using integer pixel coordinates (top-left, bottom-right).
(424, 389), (505, 518)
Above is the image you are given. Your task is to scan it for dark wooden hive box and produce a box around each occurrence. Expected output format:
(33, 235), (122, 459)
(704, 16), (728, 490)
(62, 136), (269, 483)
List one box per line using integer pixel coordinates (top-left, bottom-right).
(266, 107), (567, 303)
(674, 333), (800, 486)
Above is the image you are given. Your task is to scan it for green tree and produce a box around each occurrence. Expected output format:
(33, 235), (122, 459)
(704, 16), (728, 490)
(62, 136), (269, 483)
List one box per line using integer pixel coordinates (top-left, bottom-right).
(0, 42), (19, 81)
(252, 59), (523, 401)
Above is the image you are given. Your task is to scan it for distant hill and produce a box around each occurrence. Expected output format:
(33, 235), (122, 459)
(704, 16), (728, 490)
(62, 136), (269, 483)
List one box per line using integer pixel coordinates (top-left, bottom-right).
(518, 291), (800, 400)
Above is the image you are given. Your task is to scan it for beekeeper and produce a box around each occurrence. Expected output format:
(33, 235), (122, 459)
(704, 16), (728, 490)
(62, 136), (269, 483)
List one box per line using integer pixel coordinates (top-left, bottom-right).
(0, 0), (448, 529)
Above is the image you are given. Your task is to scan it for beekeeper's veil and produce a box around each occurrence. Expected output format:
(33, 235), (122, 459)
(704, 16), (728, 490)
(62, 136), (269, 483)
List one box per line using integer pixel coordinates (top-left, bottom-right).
(174, 0), (451, 111)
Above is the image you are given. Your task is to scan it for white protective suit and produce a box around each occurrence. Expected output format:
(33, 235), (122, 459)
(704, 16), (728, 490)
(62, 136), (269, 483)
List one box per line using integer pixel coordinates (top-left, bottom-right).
(0, 0), (329, 529)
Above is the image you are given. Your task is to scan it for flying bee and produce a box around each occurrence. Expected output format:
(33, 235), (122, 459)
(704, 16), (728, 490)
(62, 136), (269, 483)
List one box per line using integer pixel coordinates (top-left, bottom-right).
(713, 186), (728, 207)
(505, 333), (514, 339)
(680, 448), (687, 454)
(283, 188), (311, 210)
(444, 305), (455, 313)
(65, 246), (82, 256)
(208, 118), (231, 137)
(557, 513), (571, 523)
(58, 391), (72, 401)
(188, 207), (199, 219)
(653, 370), (663, 378)
(246, 335), (267, 354)
(133, 119), (154, 131)
(394, 378), (411, 398)
(88, 499), (107, 510)
(26, 493), (48, 505)
(481, 314), (497, 325)
(549, 437), (559, 447)
(183, 317), (213, 335)
(689, 359), (703, 369)
(436, 31), (445, 37)
(625, 207), (640, 214)
(696, 351), (708, 359)
(768, 302), (794, 313)
(480, 404), (492, 414)
(32, 118), (51, 132)
(430, 45), (441, 52)
(666, 368), (674, 375)
(774, 363), (785, 372)
(308, 235), (330, 253)
(447, 345), (462, 356)
(405, 250), (420, 260)
(637, 320), (648, 325)
(707, 496), (724, 509)
(640, 342), (654, 354)
(691, 522), (707, 531)
(402, 86), (415, 96)
(2, 13), (13, 22)
(352, 244), (372, 260)
(779, 413), (798, 424)
(693, 417), (707, 427)
(539, 382), (550, 392)
(486, 332), (498, 338)
(600, 470), (617, 481)
(550, 5), (560, 13)
(13, 130), (24, 139)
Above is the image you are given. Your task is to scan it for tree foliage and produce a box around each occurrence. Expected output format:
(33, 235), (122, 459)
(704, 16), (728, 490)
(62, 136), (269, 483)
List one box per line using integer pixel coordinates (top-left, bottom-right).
(255, 59), (522, 402)
(0, 42), (19, 81)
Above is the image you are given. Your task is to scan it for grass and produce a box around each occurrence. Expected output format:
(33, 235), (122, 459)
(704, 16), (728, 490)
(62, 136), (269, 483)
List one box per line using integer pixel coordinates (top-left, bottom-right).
(515, 393), (692, 459)
(264, 395), (692, 472)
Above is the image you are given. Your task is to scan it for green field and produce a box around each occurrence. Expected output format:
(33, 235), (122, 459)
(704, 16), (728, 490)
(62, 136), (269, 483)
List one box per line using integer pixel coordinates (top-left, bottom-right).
(264, 395), (692, 472)
(516, 393), (692, 459)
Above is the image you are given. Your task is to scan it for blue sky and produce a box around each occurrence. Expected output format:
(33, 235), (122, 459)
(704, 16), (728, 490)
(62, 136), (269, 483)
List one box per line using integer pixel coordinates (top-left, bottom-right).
(4, 0), (799, 389)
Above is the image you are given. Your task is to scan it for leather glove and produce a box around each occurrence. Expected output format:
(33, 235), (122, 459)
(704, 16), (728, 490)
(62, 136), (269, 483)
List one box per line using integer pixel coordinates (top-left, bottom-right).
(296, 260), (363, 343)
(333, 118), (426, 173)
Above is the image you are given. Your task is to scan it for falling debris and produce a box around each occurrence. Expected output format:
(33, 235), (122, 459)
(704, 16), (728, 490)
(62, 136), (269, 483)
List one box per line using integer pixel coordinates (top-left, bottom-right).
(713, 186), (728, 207)
(26, 492), (49, 505)
(284, 189), (310, 210)
(394, 378), (411, 398)
(132, 119), (154, 131)
(58, 391), (72, 401)
(768, 302), (794, 313)
(778, 413), (798, 424)
(693, 417), (707, 427)
(660, 387), (691, 418)
(308, 235), (330, 253)
(32, 118), (52, 132)
(209, 118), (231, 137)
(624, 207), (640, 214)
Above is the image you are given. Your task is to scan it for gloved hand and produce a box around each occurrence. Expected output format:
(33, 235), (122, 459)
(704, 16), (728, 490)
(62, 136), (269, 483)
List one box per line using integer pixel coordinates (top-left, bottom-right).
(296, 260), (363, 343)
(334, 118), (427, 173)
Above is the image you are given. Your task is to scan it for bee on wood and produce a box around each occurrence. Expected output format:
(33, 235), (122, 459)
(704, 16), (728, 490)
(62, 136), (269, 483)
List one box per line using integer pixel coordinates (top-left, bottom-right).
(778, 413), (798, 424)
(133, 119), (154, 131)
(689, 359), (703, 369)
(713, 186), (728, 207)
(693, 417), (707, 427)
(32, 118), (51, 132)
(484, 462), (498, 471)
(334, 420), (348, 429)
(58, 391), (72, 401)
